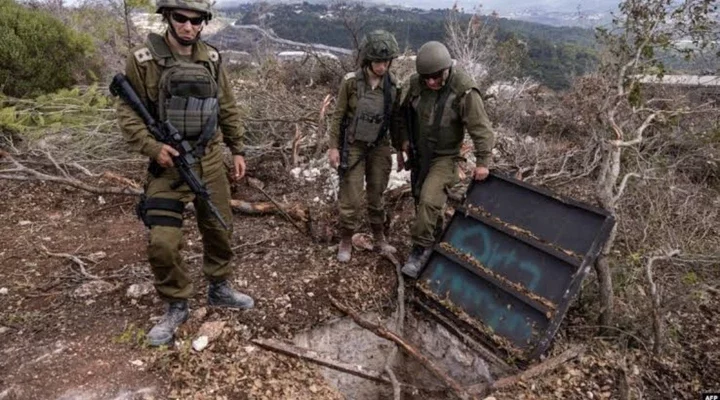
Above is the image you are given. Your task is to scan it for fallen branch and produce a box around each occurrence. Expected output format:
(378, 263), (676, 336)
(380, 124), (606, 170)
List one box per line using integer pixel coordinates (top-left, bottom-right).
(467, 345), (586, 395)
(382, 252), (405, 400)
(229, 199), (307, 221)
(39, 244), (102, 280)
(329, 295), (475, 400)
(252, 338), (414, 387)
(0, 151), (142, 196)
(645, 248), (680, 356)
(244, 180), (311, 238)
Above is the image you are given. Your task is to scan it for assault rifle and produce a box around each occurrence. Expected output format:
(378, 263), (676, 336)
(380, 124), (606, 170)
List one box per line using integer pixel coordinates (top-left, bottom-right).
(110, 73), (229, 230)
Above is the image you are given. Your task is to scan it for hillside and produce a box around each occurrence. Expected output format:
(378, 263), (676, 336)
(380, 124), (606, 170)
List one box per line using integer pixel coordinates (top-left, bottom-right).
(218, 2), (599, 89)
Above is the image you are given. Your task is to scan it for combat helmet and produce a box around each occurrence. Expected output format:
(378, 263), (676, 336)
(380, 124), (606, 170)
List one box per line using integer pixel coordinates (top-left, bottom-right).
(416, 41), (452, 75)
(359, 30), (400, 62)
(156, 0), (213, 20)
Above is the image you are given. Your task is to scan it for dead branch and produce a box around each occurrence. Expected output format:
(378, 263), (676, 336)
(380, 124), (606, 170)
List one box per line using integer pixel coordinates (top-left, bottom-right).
(0, 151), (141, 196)
(467, 345), (586, 395)
(252, 338), (418, 388)
(645, 248), (680, 355)
(39, 244), (102, 280)
(230, 199), (306, 219)
(244, 180), (311, 239)
(382, 252), (405, 400)
(329, 295), (475, 400)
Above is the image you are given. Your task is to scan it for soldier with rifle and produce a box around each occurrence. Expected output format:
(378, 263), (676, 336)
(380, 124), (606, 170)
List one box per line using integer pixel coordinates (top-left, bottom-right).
(397, 41), (496, 278)
(114, 0), (253, 346)
(328, 30), (404, 263)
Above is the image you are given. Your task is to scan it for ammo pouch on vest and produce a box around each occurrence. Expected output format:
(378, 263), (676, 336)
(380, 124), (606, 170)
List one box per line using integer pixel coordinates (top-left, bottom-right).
(351, 90), (385, 143)
(349, 72), (393, 144)
(159, 62), (219, 141)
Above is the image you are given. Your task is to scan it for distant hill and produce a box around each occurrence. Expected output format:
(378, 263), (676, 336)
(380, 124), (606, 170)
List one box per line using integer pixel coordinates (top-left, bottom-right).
(217, 2), (599, 89)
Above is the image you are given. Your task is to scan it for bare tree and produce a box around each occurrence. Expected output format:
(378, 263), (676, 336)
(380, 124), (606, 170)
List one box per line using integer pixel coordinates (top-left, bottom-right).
(586, 0), (719, 327)
(444, 3), (524, 90)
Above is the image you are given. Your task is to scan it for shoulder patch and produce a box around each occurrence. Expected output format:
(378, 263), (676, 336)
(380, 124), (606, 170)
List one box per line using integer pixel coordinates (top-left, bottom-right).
(343, 71), (356, 81)
(208, 49), (219, 63)
(133, 47), (153, 63)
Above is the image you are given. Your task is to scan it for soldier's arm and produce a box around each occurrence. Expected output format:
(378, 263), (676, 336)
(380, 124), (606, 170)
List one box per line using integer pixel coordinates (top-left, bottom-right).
(217, 64), (245, 155)
(461, 89), (495, 167)
(116, 53), (163, 159)
(328, 77), (350, 149)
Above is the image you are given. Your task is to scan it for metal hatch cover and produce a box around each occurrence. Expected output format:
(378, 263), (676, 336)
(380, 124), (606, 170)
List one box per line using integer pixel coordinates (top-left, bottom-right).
(415, 172), (615, 364)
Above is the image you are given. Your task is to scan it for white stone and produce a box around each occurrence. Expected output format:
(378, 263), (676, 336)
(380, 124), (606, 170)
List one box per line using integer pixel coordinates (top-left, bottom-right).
(18, 221), (31, 226)
(0, 288), (7, 295)
(73, 280), (115, 298)
(192, 336), (209, 351)
(126, 282), (154, 299)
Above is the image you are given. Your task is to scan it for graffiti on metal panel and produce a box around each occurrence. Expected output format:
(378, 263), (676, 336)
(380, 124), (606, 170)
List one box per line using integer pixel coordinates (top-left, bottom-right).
(447, 222), (542, 291)
(426, 258), (532, 346)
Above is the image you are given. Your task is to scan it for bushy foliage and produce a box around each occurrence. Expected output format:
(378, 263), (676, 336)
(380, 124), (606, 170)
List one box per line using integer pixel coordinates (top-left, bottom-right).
(0, 0), (101, 97)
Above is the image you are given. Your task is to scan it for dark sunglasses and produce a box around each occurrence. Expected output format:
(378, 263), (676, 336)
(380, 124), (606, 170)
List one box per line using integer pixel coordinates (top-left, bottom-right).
(171, 12), (206, 26)
(420, 69), (446, 81)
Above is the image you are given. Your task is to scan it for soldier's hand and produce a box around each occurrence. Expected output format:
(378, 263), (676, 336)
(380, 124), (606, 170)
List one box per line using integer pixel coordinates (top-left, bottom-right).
(233, 155), (246, 182)
(328, 148), (340, 169)
(473, 166), (490, 181)
(401, 141), (409, 153)
(156, 144), (179, 168)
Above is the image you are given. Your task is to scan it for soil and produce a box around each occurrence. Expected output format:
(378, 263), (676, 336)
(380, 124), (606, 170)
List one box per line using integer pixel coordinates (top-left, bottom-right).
(1, 158), (718, 400)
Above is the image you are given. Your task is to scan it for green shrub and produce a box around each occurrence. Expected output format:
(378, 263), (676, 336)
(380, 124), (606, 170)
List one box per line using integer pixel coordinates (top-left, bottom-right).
(0, 0), (99, 97)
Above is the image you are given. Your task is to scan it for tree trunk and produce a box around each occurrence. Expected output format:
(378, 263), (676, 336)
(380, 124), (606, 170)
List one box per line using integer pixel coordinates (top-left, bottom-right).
(594, 254), (615, 328)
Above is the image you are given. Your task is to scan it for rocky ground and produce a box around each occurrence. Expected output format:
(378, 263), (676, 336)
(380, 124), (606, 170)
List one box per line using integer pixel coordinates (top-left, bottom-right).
(0, 154), (717, 400)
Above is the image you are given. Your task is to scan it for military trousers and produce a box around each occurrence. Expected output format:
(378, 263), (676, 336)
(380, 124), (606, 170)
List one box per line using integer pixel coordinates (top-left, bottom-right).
(411, 155), (459, 248)
(338, 141), (392, 232)
(143, 146), (234, 300)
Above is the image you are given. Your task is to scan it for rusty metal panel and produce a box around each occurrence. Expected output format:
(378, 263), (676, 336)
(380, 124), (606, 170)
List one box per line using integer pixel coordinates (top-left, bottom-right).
(416, 172), (614, 363)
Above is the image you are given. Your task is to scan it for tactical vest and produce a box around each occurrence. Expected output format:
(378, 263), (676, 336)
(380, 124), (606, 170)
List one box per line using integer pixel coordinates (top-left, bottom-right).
(407, 69), (479, 156)
(346, 69), (397, 144)
(138, 33), (220, 142)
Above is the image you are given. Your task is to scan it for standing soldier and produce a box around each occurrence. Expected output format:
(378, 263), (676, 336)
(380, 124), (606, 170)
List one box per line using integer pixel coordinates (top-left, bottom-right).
(328, 30), (403, 262)
(116, 0), (254, 346)
(398, 41), (495, 278)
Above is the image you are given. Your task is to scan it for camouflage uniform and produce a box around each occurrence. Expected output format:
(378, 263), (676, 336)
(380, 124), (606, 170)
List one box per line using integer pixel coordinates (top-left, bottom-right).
(400, 41), (495, 277)
(329, 30), (403, 262)
(117, 33), (243, 300)
(329, 70), (402, 233)
(401, 69), (494, 247)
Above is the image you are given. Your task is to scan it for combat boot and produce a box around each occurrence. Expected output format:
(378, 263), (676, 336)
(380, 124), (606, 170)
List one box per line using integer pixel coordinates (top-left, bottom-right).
(208, 280), (255, 309)
(337, 228), (353, 262)
(147, 300), (189, 346)
(371, 224), (397, 254)
(401, 245), (431, 278)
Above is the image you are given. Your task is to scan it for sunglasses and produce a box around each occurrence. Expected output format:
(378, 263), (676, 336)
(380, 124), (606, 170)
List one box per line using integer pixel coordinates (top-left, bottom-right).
(420, 70), (446, 81)
(171, 12), (206, 26)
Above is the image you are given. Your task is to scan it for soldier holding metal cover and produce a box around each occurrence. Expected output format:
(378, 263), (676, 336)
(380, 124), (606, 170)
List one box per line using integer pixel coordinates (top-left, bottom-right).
(328, 30), (404, 263)
(397, 41), (496, 278)
(116, 0), (254, 346)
